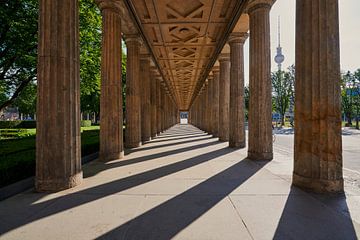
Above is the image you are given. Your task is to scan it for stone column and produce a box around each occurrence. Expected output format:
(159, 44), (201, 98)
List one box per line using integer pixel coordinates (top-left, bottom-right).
(150, 68), (157, 138)
(207, 76), (213, 134)
(293, 0), (343, 193)
(125, 36), (142, 148)
(229, 32), (248, 148)
(218, 53), (231, 142)
(161, 85), (165, 132)
(36, 0), (82, 191)
(156, 78), (162, 134)
(204, 80), (209, 133)
(247, 0), (273, 160)
(98, 1), (124, 162)
(140, 54), (151, 142)
(212, 68), (220, 137)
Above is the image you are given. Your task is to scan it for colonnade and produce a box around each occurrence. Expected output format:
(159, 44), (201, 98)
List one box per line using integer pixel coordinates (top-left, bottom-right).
(35, 0), (178, 192)
(35, 0), (343, 194)
(189, 0), (343, 193)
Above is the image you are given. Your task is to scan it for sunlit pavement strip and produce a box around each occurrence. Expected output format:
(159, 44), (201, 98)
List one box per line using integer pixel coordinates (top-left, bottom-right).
(1, 124), (360, 240)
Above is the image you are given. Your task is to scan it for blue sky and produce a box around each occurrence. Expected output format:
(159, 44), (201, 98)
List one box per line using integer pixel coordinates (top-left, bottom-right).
(243, 0), (360, 83)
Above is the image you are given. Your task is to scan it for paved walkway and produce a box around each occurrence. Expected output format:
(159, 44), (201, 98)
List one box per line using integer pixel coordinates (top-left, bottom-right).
(1, 124), (360, 240)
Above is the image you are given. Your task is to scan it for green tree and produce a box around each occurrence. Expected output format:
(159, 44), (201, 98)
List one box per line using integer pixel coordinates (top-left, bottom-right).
(79, 0), (102, 118)
(13, 82), (37, 118)
(244, 85), (249, 120)
(271, 65), (295, 126)
(354, 69), (360, 129)
(0, 0), (38, 111)
(341, 71), (355, 126)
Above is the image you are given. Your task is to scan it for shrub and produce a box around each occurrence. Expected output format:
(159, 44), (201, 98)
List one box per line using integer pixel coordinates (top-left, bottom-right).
(81, 120), (92, 127)
(18, 121), (36, 128)
(0, 129), (100, 188)
(0, 120), (36, 129)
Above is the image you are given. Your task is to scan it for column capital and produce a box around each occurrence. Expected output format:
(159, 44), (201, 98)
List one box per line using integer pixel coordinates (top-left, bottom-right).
(218, 53), (230, 62)
(140, 54), (152, 61)
(124, 34), (143, 45)
(212, 66), (220, 74)
(95, 0), (121, 13)
(246, 0), (275, 14)
(228, 32), (249, 44)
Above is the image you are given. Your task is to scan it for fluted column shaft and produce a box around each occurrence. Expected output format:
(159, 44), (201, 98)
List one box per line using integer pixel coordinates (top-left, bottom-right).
(248, 2), (273, 160)
(36, 0), (82, 191)
(219, 53), (231, 141)
(125, 36), (142, 148)
(99, 5), (124, 161)
(207, 77), (213, 134)
(150, 69), (157, 137)
(140, 55), (151, 142)
(229, 32), (248, 148)
(156, 78), (162, 134)
(204, 81), (209, 132)
(212, 68), (220, 137)
(293, 0), (343, 193)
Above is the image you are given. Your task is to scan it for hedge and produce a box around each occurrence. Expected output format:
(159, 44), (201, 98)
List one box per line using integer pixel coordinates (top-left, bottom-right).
(0, 129), (100, 188)
(0, 120), (36, 129)
(81, 120), (92, 127)
(0, 120), (95, 129)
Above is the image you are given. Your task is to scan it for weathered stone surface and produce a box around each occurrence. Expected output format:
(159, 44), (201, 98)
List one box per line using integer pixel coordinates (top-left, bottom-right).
(247, 1), (273, 160)
(36, 0), (82, 191)
(207, 76), (214, 135)
(156, 78), (162, 134)
(293, 0), (343, 193)
(150, 68), (158, 138)
(218, 53), (230, 142)
(125, 35), (142, 149)
(98, 2), (124, 162)
(211, 68), (220, 138)
(229, 32), (248, 148)
(140, 55), (151, 142)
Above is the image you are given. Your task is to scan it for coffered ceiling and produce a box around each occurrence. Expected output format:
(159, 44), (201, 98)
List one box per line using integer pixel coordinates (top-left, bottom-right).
(126, 0), (248, 110)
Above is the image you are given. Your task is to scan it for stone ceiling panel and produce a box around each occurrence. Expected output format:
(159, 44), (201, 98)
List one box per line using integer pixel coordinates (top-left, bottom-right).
(128, 0), (247, 109)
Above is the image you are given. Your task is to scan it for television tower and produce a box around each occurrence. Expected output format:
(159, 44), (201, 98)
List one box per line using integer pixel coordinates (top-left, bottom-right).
(274, 16), (284, 71)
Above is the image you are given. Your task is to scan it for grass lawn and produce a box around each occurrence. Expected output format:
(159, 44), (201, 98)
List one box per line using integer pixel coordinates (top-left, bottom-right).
(0, 127), (100, 188)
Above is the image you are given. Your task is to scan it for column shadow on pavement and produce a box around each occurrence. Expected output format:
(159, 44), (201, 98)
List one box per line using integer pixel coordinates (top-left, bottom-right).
(0, 146), (235, 235)
(273, 187), (358, 239)
(95, 158), (269, 240)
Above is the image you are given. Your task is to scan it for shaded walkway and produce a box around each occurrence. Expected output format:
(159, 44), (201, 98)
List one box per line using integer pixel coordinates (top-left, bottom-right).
(1, 124), (360, 239)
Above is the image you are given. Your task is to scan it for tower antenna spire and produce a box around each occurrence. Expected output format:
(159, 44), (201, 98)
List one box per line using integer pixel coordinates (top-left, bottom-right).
(278, 15), (281, 47)
(274, 15), (284, 71)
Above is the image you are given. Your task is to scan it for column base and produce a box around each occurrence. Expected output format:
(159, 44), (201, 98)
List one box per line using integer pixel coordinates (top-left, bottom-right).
(292, 173), (344, 193)
(219, 137), (229, 142)
(35, 171), (83, 192)
(142, 137), (151, 143)
(229, 141), (246, 149)
(100, 151), (124, 162)
(247, 151), (273, 161)
(125, 142), (142, 149)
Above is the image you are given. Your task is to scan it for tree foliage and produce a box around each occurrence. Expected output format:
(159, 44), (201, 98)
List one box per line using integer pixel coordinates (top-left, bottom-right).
(341, 70), (360, 129)
(0, 0), (125, 119)
(271, 65), (295, 126)
(79, 0), (102, 116)
(0, 0), (38, 111)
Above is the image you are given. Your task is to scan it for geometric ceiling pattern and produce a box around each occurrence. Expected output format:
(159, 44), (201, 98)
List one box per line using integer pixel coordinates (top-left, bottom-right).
(130, 0), (246, 110)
